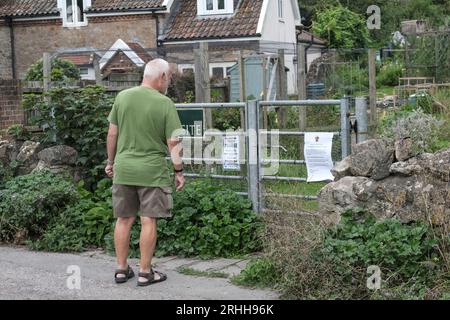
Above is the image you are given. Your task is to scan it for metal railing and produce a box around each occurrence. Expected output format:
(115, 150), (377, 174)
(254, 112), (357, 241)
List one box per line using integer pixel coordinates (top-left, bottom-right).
(170, 98), (357, 214)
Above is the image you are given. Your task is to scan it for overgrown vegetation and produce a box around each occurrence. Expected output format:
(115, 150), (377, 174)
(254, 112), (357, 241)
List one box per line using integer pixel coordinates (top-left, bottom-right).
(105, 180), (263, 259)
(378, 88), (449, 153)
(22, 86), (114, 188)
(0, 173), (262, 260)
(25, 58), (80, 82)
(312, 5), (371, 49)
(236, 210), (450, 299)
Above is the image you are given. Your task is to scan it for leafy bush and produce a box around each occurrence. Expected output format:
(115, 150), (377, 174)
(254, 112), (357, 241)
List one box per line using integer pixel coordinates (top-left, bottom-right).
(23, 86), (114, 186)
(246, 210), (446, 299)
(6, 124), (32, 141)
(231, 257), (280, 288)
(105, 180), (263, 258)
(167, 72), (195, 103)
(25, 58), (80, 82)
(312, 5), (370, 49)
(0, 171), (79, 242)
(377, 63), (403, 87)
(379, 107), (444, 153)
(317, 210), (437, 281)
(30, 179), (115, 252)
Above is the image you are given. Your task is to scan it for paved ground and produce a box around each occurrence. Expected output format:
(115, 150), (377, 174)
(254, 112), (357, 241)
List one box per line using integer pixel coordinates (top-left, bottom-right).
(0, 246), (279, 300)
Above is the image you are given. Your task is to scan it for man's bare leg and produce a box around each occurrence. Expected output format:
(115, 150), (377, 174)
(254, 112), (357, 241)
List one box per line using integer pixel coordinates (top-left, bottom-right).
(139, 216), (160, 282)
(114, 217), (135, 278)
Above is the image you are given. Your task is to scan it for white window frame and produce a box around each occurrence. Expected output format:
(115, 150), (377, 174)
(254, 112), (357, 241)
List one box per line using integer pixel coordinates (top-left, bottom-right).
(209, 62), (236, 78)
(197, 0), (234, 16)
(59, 0), (90, 27)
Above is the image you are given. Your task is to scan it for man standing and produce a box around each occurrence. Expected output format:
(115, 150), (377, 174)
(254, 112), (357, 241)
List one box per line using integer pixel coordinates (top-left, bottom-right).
(105, 59), (185, 286)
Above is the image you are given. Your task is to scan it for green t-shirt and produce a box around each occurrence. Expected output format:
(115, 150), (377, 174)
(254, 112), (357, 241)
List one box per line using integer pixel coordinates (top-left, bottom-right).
(108, 86), (182, 187)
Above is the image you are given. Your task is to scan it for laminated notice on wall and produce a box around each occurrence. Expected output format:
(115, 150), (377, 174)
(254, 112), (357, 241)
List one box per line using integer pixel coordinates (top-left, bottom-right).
(304, 132), (334, 182)
(222, 135), (240, 171)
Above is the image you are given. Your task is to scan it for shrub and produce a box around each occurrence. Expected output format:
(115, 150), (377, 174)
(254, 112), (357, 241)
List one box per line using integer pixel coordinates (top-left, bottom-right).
(6, 124), (32, 141)
(105, 180), (263, 258)
(246, 210), (446, 299)
(23, 86), (114, 187)
(379, 107), (444, 153)
(231, 257), (280, 288)
(25, 58), (80, 82)
(30, 179), (115, 252)
(0, 171), (79, 242)
(377, 63), (403, 87)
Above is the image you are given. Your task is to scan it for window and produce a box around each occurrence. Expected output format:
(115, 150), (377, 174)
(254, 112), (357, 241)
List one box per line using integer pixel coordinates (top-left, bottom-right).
(197, 0), (234, 15)
(209, 62), (236, 79)
(79, 67), (89, 75)
(278, 0), (284, 19)
(212, 67), (224, 79)
(61, 0), (89, 27)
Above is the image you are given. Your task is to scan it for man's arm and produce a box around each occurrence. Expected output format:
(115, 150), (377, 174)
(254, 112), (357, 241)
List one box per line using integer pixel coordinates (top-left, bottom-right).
(167, 138), (185, 192)
(105, 123), (118, 178)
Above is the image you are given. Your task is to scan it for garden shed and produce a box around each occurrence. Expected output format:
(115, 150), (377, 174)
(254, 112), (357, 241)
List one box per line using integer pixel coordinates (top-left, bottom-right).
(228, 56), (279, 102)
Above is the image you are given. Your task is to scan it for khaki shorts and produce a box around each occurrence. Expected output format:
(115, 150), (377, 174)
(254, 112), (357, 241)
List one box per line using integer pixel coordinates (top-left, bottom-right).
(112, 184), (173, 219)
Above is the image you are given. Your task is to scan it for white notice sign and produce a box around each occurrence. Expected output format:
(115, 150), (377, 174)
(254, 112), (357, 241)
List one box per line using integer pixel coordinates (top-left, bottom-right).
(222, 135), (240, 171)
(304, 132), (334, 182)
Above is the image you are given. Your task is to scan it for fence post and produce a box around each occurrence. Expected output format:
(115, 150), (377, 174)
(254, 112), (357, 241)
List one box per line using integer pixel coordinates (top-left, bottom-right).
(246, 100), (260, 213)
(297, 44), (307, 131)
(368, 48), (377, 137)
(355, 97), (369, 143)
(340, 98), (351, 158)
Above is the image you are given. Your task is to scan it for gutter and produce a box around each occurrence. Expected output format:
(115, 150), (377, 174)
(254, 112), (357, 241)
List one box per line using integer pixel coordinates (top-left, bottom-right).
(6, 17), (16, 79)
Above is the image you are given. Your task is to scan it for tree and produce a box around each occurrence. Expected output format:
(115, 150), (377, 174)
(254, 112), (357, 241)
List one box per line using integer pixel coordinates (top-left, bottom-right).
(312, 5), (371, 48)
(25, 58), (80, 81)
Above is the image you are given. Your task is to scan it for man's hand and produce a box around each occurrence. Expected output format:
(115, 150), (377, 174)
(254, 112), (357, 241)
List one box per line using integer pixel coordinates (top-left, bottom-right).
(105, 164), (114, 178)
(175, 172), (185, 192)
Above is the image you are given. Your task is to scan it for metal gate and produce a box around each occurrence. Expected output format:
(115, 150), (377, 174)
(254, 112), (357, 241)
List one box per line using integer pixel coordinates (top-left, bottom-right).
(173, 98), (353, 214)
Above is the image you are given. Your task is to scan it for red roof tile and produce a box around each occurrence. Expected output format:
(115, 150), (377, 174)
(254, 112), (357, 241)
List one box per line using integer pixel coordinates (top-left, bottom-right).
(164, 0), (263, 41)
(58, 53), (93, 66)
(0, 0), (58, 18)
(297, 30), (327, 45)
(0, 0), (165, 18)
(126, 42), (153, 62)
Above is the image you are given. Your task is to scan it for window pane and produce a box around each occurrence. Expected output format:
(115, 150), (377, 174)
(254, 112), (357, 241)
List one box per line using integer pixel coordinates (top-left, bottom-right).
(206, 0), (213, 10)
(278, 0), (283, 18)
(218, 0), (225, 10)
(212, 67), (224, 78)
(77, 0), (84, 22)
(79, 68), (89, 75)
(66, 0), (73, 23)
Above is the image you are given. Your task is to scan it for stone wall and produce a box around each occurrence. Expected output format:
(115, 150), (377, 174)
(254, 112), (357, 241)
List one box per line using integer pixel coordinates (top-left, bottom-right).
(0, 80), (24, 130)
(318, 139), (450, 226)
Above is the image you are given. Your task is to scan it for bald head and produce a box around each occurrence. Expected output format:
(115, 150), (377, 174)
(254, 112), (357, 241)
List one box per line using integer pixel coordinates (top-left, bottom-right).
(144, 59), (170, 81)
(142, 58), (172, 94)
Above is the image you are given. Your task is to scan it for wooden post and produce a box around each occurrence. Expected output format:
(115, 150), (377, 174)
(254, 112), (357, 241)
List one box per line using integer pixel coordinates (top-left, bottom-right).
(262, 56), (269, 129)
(93, 54), (102, 85)
(276, 49), (287, 128)
(194, 42), (212, 129)
(43, 52), (51, 93)
(238, 51), (246, 129)
(368, 48), (377, 137)
(297, 44), (307, 132)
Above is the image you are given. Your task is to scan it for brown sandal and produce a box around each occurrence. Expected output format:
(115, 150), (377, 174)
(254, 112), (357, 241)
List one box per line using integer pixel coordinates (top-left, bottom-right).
(115, 265), (135, 284)
(137, 268), (167, 287)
